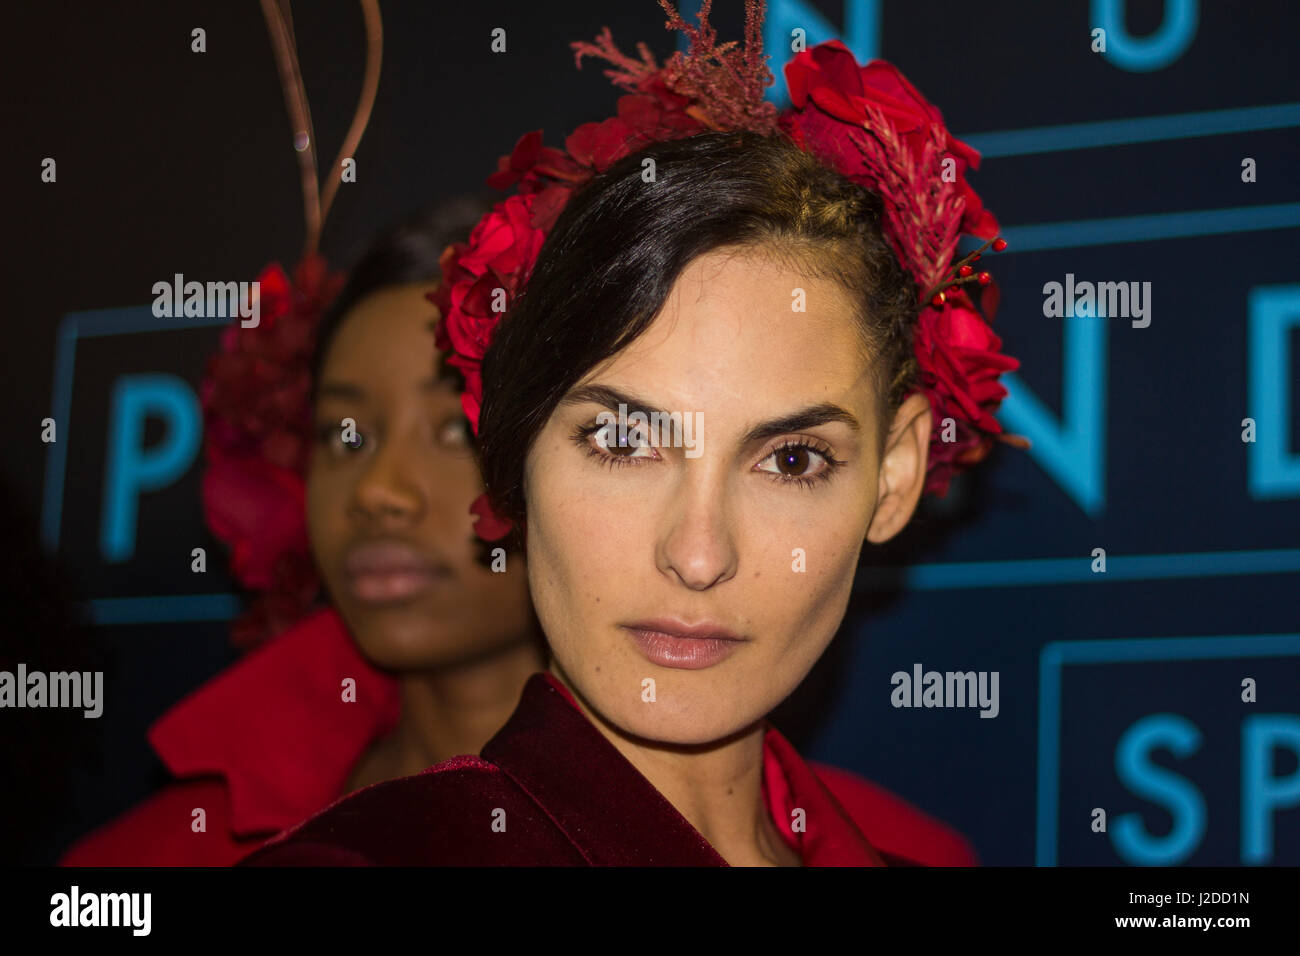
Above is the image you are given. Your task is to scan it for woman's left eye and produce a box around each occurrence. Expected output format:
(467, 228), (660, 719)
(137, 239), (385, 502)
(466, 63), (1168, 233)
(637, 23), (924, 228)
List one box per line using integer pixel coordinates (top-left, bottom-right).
(756, 442), (836, 482)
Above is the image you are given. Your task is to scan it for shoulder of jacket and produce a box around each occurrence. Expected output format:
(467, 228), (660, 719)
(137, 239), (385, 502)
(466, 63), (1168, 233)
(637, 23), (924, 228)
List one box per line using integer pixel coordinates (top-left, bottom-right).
(60, 777), (261, 866)
(241, 756), (584, 866)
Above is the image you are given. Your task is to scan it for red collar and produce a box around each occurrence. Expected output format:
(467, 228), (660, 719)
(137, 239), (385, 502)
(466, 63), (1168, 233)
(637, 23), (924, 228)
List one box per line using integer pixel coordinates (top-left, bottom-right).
(498, 674), (885, 866)
(147, 607), (400, 836)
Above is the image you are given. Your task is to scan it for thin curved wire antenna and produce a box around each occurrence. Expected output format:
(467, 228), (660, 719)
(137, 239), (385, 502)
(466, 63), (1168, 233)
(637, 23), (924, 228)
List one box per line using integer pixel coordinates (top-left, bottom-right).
(259, 0), (383, 259)
(321, 0), (383, 229)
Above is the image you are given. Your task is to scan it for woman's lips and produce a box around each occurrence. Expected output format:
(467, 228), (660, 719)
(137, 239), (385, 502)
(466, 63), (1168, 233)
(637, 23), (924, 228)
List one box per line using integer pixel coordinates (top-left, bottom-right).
(622, 620), (746, 670)
(342, 541), (451, 604)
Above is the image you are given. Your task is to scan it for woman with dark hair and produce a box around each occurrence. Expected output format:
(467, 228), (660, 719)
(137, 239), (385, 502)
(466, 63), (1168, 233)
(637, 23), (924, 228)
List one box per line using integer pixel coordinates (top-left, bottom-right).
(61, 198), (546, 865)
(243, 2), (1020, 867)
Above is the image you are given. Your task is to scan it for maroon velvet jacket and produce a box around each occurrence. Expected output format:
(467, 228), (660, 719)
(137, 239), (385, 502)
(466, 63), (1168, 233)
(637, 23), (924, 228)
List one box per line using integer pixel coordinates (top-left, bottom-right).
(242, 672), (969, 867)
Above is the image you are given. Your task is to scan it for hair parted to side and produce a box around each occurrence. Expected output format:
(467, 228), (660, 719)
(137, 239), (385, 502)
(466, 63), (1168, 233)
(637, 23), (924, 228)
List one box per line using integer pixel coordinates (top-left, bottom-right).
(477, 130), (921, 530)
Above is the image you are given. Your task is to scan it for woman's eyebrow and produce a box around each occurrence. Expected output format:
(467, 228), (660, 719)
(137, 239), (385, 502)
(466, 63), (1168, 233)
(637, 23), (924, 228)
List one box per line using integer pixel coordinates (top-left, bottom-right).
(559, 384), (672, 420)
(741, 403), (860, 445)
(561, 384), (859, 442)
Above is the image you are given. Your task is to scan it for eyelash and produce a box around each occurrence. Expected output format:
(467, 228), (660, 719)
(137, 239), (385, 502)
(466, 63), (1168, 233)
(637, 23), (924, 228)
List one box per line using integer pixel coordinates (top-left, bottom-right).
(762, 439), (842, 490)
(570, 422), (842, 488)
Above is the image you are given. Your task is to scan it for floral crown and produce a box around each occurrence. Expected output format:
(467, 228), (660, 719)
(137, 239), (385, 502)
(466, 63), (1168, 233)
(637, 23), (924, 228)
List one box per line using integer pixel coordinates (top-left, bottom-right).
(438, 0), (1026, 543)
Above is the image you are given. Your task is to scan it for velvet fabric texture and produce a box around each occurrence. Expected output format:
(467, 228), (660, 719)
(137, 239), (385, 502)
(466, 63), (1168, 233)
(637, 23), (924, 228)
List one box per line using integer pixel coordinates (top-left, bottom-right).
(241, 672), (969, 866)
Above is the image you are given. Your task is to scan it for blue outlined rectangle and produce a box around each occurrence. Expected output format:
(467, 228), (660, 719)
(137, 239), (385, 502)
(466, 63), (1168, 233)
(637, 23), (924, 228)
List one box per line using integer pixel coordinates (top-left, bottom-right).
(1036, 633), (1300, 866)
(42, 305), (231, 551)
(42, 305), (237, 621)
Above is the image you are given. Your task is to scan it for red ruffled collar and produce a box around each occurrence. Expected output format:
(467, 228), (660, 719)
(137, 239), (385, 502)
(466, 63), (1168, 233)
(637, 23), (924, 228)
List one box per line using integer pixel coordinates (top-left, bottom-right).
(147, 607), (400, 836)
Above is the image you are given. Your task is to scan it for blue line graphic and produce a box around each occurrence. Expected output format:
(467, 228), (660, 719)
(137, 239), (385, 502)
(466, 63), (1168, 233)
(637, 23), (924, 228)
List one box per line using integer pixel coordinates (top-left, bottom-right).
(856, 547), (1300, 592)
(997, 203), (1300, 253)
(964, 103), (1300, 159)
(88, 593), (244, 626)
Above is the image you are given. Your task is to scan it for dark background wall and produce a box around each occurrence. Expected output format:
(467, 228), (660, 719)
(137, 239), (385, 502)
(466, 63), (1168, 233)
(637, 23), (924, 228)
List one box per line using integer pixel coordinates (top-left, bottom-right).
(2, 0), (1297, 865)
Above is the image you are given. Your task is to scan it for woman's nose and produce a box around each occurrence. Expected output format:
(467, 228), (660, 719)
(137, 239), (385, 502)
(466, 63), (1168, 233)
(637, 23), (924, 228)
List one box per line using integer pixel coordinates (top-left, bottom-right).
(351, 439), (425, 523)
(656, 478), (739, 591)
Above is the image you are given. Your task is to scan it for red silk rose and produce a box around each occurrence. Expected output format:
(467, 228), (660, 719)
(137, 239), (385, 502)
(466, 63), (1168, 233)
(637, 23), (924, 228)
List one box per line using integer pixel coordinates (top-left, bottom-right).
(911, 288), (1020, 496)
(783, 41), (998, 244)
(434, 194), (546, 430)
(469, 492), (516, 542)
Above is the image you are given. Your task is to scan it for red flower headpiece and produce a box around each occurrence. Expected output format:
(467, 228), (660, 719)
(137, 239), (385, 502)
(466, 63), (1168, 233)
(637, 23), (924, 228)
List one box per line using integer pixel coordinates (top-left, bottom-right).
(199, 255), (345, 649)
(435, 0), (1027, 542)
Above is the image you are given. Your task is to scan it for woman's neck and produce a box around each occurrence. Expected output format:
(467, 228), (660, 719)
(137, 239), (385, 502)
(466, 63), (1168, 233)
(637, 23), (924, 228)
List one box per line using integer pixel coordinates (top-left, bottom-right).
(345, 639), (544, 792)
(548, 662), (802, 867)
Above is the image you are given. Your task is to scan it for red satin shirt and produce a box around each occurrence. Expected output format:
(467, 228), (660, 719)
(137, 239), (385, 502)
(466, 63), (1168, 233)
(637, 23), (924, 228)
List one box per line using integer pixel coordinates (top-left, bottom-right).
(61, 608), (976, 866)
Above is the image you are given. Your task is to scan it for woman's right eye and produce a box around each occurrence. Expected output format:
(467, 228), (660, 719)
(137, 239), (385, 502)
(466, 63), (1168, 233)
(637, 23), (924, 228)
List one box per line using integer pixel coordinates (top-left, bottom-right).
(316, 422), (368, 457)
(570, 419), (661, 469)
(592, 421), (654, 458)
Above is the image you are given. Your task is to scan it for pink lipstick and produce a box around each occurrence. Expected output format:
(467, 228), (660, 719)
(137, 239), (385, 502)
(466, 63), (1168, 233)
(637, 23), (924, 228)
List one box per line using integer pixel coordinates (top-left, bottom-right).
(622, 619), (746, 670)
(343, 540), (450, 604)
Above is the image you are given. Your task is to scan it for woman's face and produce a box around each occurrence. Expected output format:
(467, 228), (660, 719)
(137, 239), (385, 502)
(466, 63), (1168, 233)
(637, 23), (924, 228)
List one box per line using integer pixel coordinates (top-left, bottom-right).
(308, 281), (535, 671)
(524, 247), (930, 745)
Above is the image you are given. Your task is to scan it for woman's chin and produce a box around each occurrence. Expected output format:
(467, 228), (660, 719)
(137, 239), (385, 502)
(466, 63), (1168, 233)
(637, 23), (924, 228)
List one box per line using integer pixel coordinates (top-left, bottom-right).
(583, 687), (765, 749)
(346, 618), (466, 672)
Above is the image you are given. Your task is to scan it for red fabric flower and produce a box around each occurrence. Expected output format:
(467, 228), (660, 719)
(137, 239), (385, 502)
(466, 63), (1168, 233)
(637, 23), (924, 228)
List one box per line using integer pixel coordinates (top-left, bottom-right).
(434, 194), (547, 430)
(469, 492), (515, 543)
(200, 254), (344, 649)
(783, 42), (997, 242)
(911, 289), (1020, 495)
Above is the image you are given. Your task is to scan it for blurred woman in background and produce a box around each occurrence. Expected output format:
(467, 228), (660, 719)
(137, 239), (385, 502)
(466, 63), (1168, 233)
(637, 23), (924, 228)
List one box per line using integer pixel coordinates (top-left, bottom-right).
(61, 199), (546, 865)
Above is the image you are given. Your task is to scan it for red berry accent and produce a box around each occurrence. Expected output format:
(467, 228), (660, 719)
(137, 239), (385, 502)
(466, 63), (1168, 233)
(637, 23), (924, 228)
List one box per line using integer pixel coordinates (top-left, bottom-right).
(992, 238), (1008, 252)
(971, 252), (981, 261)
(977, 272), (991, 285)
(958, 264), (973, 277)
(931, 292), (946, 307)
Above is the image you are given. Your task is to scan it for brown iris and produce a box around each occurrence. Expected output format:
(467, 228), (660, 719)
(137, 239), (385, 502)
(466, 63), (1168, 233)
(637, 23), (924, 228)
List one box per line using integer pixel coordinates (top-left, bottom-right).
(605, 426), (649, 457)
(776, 446), (810, 475)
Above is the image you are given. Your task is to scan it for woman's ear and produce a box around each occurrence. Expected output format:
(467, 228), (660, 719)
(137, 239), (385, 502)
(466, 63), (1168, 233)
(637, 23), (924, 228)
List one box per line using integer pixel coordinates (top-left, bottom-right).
(866, 391), (931, 544)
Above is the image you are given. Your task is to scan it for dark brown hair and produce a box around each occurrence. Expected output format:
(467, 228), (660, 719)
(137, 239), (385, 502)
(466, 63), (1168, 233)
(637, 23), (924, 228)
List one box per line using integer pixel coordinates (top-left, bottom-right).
(477, 130), (919, 529)
(310, 194), (495, 400)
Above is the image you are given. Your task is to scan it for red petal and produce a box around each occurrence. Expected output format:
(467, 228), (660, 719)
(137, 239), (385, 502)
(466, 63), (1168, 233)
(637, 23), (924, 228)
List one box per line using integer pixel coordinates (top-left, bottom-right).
(469, 493), (514, 541)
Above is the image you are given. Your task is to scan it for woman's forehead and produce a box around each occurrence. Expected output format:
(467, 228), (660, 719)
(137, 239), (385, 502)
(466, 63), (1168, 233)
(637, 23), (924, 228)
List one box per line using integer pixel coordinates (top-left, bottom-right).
(579, 251), (873, 410)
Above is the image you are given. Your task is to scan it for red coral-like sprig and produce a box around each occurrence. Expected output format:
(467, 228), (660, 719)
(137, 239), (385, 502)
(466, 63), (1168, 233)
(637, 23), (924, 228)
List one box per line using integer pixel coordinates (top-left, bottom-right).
(654, 0), (779, 134)
(571, 26), (661, 91)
